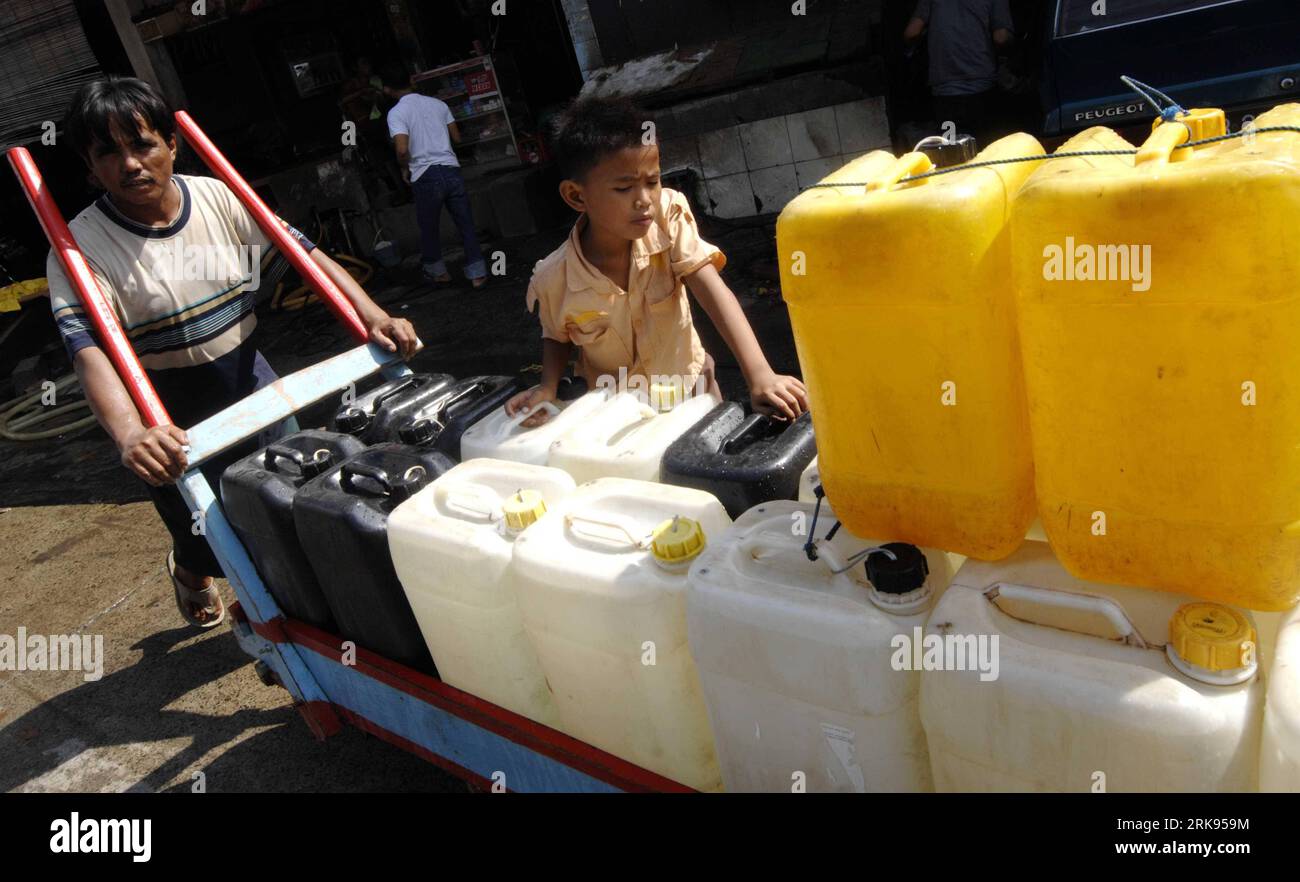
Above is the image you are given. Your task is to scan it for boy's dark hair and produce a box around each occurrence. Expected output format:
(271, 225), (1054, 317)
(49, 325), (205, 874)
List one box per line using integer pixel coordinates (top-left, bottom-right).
(64, 76), (175, 162)
(551, 97), (650, 182)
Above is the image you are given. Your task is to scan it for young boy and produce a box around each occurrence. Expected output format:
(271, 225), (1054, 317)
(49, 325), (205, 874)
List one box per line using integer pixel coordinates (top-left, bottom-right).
(505, 97), (807, 426)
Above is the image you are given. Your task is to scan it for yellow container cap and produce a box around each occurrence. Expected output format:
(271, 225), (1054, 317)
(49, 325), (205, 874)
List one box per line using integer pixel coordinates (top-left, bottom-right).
(649, 379), (683, 412)
(651, 516), (706, 564)
(502, 489), (546, 531)
(1168, 603), (1256, 672)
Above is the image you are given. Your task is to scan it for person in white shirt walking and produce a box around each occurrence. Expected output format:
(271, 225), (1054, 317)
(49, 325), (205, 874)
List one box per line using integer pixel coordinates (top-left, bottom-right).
(384, 70), (487, 288)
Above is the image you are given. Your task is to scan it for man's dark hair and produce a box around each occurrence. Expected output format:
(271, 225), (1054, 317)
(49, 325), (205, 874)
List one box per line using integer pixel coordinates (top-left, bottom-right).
(550, 96), (649, 182)
(64, 76), (175, 162)
(381, 67), (412, 92)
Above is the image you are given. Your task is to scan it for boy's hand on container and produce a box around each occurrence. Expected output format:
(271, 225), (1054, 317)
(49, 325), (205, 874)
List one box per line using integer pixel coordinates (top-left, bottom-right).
(749, 371), (809, 421)
(505, 385), (558, 428)
(121, 424), (190, 486)
(368, 315), (419, 359)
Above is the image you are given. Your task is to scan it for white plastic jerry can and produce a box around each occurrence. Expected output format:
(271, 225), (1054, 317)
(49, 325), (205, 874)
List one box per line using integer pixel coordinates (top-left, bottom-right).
(921, 541), (1265, 792)
(547, 389), (721, 484)
(511, 477), (730, 791)
(687, 500), (954, 792)
(459, 389), (612, 465)
(1262, 602), (1300, 791)
(386, 459), (575, 728)
(797, 456), (821, 504)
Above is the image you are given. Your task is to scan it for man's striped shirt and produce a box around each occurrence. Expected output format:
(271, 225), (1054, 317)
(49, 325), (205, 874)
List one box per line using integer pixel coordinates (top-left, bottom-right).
(47, 173), (314, 370)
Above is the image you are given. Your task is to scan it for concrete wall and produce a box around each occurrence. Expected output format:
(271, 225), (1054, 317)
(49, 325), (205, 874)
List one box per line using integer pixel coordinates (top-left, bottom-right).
(560, 0), (605, 83)
(659, 97), (888, 218)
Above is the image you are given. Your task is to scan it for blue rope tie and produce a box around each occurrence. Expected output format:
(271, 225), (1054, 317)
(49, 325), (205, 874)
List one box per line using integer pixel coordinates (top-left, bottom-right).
(1121, 75), (1187, 122)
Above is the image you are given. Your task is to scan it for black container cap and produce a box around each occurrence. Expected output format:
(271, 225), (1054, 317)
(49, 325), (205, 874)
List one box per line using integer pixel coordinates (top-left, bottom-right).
(556, 375), (588, 402)
(915, 134), (978, 169)
(864, 543), (929, 594)
(300, 449), (334, 479)
(398, 418), (438, 446)
(335, 406), (370, 435)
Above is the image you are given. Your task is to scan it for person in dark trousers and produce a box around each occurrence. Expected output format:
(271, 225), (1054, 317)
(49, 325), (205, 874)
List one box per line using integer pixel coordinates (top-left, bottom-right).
(340, 56), (404, 199)
(47, 77), (419, 629)
(904, 0), (1014, 146)
(384, 70), (487, 287)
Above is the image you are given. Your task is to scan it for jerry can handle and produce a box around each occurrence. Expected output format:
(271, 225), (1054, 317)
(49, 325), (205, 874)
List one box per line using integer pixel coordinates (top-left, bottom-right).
(442, 382), (490, 418)
(495, 401), (561, 439)
(264, 444), (306, 470)
(865, 151), (934, 192)
(437, 480), (502, 523)
(564, 511), (651, 551)
(985, 582), (1148, 649)
(721, 412), (772, 455)
(341, 462), (394, 496)
(370, 378), (416, 412)
(264, 444), (332, 477)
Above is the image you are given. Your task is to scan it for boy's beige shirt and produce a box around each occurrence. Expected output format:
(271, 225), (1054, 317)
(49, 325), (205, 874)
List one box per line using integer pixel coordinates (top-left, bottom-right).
(526, 187), (725, 389)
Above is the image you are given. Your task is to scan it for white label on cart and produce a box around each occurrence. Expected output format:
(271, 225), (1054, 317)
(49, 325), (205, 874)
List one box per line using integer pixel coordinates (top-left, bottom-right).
(821, 723), (865, 793)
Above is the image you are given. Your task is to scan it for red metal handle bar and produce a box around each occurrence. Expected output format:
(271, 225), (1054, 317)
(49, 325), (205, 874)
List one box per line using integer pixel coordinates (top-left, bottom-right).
(6, 147), (172, 428)
(173, 110), (369, 343)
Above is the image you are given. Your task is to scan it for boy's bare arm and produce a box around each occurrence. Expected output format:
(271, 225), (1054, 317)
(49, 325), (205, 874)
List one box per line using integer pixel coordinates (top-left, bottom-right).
(684, 263), (809, 419)
(74, 347), (189, 486)
(505, 337), (573, 427)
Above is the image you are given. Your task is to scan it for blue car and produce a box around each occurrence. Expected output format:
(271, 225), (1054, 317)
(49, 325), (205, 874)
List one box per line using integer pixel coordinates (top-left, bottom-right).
(1042, 0), (1300, 143)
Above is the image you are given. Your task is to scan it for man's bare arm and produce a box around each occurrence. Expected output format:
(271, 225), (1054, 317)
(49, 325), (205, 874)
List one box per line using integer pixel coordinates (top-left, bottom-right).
(308, 248), (419, 358)
(903, 16), (926, 46)
(392, 132), (411, 183)
(74, 346), (189, 486)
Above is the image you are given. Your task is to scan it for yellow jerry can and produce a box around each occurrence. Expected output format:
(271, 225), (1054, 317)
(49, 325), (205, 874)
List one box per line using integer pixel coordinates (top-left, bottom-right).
(777, 134), (1045, 560)
(1012, 103), (1300, 610)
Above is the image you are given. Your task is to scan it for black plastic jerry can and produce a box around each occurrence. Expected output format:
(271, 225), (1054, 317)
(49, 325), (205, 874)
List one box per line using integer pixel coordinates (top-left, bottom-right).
(292, 444), (454, 674)
(220, 430), (366, 631)
(660, 402), (817, 518)
(392, 375), (522, 459)
(329, 373), (455, 444)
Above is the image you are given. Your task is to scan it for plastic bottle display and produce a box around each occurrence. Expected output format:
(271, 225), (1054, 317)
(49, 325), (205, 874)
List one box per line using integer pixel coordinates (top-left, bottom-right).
(778, 134), (1044, 560)
(510, 477), (730, 790)
(1011, 104), (1300, 610)
(688, 500), (953, 792)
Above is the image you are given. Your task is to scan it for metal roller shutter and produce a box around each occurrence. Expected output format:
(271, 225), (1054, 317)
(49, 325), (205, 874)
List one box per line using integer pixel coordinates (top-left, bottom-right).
(0, 0), (102, 151)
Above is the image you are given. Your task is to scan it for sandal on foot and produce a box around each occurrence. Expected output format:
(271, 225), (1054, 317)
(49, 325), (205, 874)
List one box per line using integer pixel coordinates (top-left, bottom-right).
(167, 551), (225, 629)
